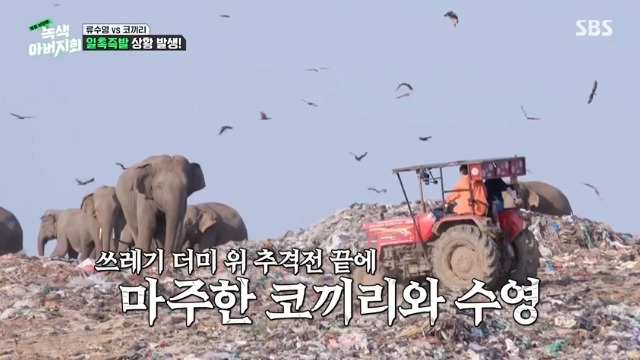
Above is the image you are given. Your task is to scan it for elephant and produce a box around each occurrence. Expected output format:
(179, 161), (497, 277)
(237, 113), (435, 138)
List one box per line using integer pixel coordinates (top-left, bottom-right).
(119, 224), (135, 251)
(503, 180), (573, 216)
(0, 206), (24, 256)
(182, 202), (248, 251)
(38, 209), (98, 260)
(118, 224), (161, 252)
(115, 154), (206, 254)
(81, 185), (126, 255)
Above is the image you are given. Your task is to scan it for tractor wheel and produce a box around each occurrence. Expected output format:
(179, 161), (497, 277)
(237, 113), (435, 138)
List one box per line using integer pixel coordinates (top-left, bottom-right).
(431, 224), (502, 291)
(508, 230), (541, 284)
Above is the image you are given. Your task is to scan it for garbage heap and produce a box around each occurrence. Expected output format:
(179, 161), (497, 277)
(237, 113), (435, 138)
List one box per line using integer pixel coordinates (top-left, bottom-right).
(0, 202), (639, 360)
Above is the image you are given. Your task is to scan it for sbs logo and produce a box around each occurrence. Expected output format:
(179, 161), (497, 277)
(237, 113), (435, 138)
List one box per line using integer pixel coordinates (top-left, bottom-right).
(576, 20), (613, 37)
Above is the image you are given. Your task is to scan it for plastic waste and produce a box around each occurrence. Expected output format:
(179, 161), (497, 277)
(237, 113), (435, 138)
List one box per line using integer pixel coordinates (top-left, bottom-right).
(77, 257), (96, 273)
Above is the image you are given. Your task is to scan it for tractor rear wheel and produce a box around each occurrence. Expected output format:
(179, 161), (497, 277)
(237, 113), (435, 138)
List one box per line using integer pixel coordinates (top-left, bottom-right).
(508, 229), (541, 284)
(431, 224), (502, 291)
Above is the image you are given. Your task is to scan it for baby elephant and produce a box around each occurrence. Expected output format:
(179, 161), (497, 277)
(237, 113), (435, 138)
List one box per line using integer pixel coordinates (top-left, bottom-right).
(182, 202), (248, 251)
(38, 209), (97, 260)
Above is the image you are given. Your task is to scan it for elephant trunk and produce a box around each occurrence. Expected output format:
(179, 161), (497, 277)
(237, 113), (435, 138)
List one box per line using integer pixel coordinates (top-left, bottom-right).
(163, 198), (186, 254)
(37, 228), (49, 256)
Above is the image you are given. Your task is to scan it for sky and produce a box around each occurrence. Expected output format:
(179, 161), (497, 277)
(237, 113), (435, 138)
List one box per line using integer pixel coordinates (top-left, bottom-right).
(1, 1), (639, 256)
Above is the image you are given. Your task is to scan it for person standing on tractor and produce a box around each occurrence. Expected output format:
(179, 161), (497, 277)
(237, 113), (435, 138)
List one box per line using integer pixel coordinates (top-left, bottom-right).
(446, 165), (488, 216)
(484, 177), (520, 226)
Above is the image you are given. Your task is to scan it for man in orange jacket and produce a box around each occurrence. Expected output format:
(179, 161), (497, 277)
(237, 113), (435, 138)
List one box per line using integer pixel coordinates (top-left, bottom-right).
(445, 165), (489, 216)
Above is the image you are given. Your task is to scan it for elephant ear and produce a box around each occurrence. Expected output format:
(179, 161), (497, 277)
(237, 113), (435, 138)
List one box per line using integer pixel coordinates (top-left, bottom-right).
(133, 163), (154, 199)
(81, 193), (96, 217)
(187, 163), (206, 197)
(528, 190), (540, 209)
(199, 210), (217, 233)
(40, 212), (56, 227)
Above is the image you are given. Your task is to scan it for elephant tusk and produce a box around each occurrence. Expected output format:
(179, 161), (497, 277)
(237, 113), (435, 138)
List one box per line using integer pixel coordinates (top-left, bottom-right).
(111, 228), (115, 240)
(99, 227), (102, 239)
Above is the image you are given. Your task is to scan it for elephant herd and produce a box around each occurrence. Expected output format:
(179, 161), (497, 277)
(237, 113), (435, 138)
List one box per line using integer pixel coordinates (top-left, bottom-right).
(0, 154), (249, 259)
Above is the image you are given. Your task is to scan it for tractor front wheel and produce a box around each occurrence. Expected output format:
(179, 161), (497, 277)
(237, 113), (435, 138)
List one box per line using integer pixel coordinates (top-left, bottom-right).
(508, 230), (541, 284)
(431, 224), (502, 291)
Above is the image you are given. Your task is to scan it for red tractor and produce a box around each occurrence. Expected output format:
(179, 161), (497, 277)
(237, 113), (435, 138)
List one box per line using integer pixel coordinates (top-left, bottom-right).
(354, 156), (540, 292)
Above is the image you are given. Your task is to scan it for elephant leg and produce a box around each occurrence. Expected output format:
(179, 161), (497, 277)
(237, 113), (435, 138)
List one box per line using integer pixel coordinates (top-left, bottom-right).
(153, 219), (166, 251)
(119, 226), (134, 253)
(51, 238), (70, 258)
(182, 236), (199, 251)
(135, 203), (157, 252)
(80, 239), (95, 261)
(67, 246), (79, 259)
(181, 239), (192, 251)
(214, 227), (229, 248)
(200, 227), (220, 250)
(113, 216), (126, 252)
(150, 238), (160, 252)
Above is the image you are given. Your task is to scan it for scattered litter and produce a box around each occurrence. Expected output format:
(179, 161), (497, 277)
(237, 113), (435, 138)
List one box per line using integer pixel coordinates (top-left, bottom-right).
(0, 202), (637, 358)
(77, 257), (97, 274)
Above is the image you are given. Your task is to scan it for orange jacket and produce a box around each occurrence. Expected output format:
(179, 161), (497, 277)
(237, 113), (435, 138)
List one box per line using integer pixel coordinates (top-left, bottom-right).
(446, 175), (488, 216)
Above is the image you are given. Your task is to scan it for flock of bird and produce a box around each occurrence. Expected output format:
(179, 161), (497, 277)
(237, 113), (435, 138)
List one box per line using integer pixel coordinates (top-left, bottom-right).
(209, 69), (425, 187)
(214, 10), (603, 199)
(11, 9), (603, 200)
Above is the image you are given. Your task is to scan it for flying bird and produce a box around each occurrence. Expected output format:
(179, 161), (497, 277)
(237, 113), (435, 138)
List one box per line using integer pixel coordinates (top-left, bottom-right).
(444, 11), (459, 27)
(418, 136), (432, 141)
(115, 162), (127, 170)
(582, 183), (601, 199)
(219, 125), (233, 135)
(259, 111), (271, 120)
(349, 152), (368, 161)
(520, 106), (540, 120)
(219, 14), (230, 18)
(305, 67), (330, 72)
(301, 99), (318, 107)
(587, 80), (598, 104)
(10, 113), (35, 119)
(395, 93), (411, 99)
(53, 3), (60, 6)
(75, 178), (95, 186)
(368, 187), (387, 194)
(396, 83), (413, 92)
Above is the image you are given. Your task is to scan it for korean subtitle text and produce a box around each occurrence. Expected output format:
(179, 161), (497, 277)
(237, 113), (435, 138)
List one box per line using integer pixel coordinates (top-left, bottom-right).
(329, 248), (377, 275)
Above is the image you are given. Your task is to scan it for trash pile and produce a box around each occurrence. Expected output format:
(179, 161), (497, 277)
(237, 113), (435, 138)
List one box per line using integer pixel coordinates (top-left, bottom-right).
(0, 202), (639, 359)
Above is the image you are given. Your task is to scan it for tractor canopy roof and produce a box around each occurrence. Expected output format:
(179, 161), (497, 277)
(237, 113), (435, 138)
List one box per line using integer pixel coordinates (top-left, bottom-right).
(392, 156), (526, 181)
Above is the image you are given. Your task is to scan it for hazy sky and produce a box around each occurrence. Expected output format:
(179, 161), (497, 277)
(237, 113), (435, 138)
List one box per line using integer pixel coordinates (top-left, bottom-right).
(2, 1), (639, 255)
